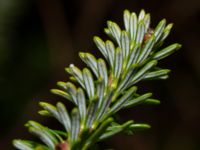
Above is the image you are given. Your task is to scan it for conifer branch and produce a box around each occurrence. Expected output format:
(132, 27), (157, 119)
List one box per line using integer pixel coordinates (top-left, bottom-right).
(13, 9), (181, 150)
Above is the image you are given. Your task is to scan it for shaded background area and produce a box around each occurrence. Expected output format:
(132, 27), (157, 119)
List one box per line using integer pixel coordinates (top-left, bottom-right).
(0, 0), (200, 149)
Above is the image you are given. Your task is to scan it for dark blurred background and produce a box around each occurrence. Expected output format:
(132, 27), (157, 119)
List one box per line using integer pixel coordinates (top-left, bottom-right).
(0, 0), (199, 149)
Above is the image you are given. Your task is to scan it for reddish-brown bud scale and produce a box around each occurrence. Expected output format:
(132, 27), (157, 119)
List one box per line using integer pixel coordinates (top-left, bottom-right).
(56, 141), (69, 150)
(143, 28), (154, 42)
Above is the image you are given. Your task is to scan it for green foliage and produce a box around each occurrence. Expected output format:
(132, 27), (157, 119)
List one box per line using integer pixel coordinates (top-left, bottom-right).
(13, 9), (181, 150)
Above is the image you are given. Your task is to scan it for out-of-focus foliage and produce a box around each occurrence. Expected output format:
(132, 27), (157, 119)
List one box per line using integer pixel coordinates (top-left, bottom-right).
(0, 0), (49, 136)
